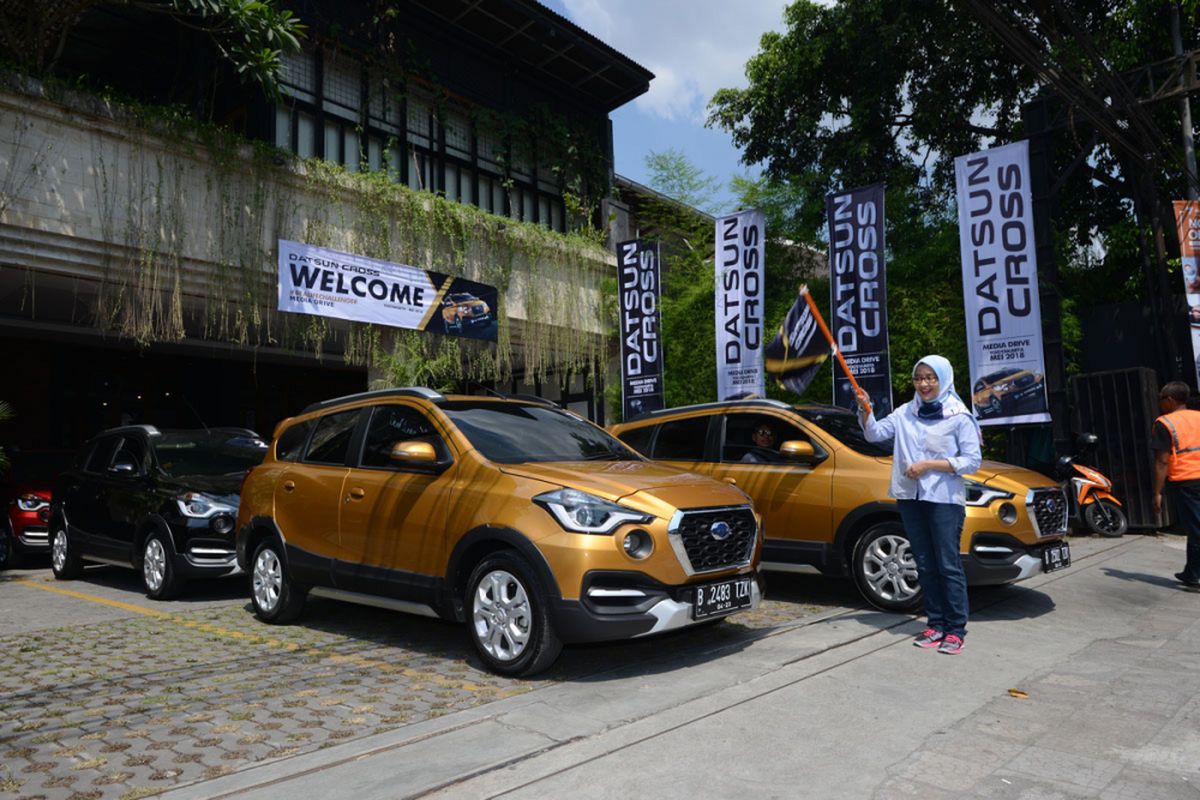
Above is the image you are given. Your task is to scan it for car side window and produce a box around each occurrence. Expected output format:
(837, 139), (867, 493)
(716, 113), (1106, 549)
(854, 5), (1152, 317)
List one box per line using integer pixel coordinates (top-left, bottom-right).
(359, 405), (449, 468)
(651, 417), (710, 460)
(83, 436), (120, 474)
(617, 425), (654, 456)
(275, 420), (313, 462)
(112, 436), (148, 474)
(723, 414), (810, 464)
(303, 410), (360, 465)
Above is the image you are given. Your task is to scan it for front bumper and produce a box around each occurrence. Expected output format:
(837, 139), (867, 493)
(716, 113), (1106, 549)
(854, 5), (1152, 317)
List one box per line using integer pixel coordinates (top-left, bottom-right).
(961, 533), (1067, 586)
(8, 510), (51, 553)
(549, 569), (762, 644)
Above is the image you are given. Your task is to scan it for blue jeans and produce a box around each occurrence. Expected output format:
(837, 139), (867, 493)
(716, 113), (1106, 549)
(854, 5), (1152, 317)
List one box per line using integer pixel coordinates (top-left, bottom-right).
(897, 500), (968, 638)
(1167, 483), (1200, 582)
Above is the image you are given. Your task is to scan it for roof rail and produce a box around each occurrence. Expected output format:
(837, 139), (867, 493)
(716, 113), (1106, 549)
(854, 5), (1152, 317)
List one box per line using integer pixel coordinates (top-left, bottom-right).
(103, 424), (162, 437)
(301, 387), (445, 415)
(626, 398), (792, 423)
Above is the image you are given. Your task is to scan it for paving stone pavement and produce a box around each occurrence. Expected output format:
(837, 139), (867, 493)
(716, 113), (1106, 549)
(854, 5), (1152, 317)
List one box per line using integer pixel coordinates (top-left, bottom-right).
(0, 569), (839, 800)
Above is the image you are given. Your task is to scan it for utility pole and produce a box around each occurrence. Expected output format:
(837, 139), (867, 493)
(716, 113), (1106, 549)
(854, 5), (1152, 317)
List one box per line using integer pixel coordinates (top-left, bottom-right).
(1172, 1), (1199, 199)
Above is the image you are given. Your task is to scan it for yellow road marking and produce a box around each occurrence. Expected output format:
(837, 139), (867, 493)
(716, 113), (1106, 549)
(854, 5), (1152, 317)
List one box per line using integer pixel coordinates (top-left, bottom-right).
(12, 579), (498, 692)
(15, 578), (171, 618)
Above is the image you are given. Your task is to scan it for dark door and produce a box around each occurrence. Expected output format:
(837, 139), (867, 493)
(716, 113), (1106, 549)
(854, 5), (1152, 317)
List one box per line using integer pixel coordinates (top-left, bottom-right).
(65, 435), (121, 555)
(103, 434), (154, 562)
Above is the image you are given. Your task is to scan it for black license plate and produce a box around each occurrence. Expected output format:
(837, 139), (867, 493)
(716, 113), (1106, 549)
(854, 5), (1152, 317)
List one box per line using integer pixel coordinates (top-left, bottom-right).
(693, 576), (753, 619)
(1043, 541), (1071, 572)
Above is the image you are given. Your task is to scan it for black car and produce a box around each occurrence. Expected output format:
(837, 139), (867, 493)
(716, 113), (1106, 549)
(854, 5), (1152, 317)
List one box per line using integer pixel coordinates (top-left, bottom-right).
(50, 426), (268, 598)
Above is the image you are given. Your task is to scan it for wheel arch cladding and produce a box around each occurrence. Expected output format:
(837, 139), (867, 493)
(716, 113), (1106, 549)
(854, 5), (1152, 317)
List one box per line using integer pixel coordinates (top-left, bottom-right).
(446, 526), (561, 621)
(836, 503), (902, 566)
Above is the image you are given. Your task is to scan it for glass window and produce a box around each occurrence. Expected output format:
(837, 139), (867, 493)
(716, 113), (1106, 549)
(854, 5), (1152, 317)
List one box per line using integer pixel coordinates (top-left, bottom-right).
(407, 98), (432, 147)
(279, 50), (316, 102)
(617, 425), (654, 456)
(84, 436), (120, 474)
(114, 436), (149, 474)
(304, 410), (361, 465)
(275, 106), (291, 149)
(322, 51), (361, 120)
(522, 191), (534, 223)
(445, 163), (458, 201)
(275, 420), (313, 462)
(440, 402), (635, 464)
(652, 417), (710, 461)
(297, 112), (316, 158)
(797, 408), (892, 457)
(445, 109), (471, 157)
(538, 196), (550, 227)
(153, 431), (268, 476)
(722, 414), (809, 464)
(360, 406), (448, 468)
(345, 128), (360, 171)
(368, 137), (382, 173)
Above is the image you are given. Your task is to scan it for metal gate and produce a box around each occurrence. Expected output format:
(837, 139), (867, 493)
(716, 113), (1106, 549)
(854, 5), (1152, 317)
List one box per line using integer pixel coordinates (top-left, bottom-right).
(1069, 368), (1162, 530)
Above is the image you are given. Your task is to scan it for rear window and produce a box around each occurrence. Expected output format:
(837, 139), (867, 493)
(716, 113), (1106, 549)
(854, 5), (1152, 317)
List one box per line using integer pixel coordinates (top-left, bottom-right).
(275, 420), (312, 462)
(303, 410), (360, 465)
(652, 417), (709, 460)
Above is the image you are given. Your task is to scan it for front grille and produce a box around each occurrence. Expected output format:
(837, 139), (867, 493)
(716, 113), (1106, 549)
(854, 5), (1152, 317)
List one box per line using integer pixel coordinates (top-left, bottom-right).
(669, 506), (757, 575)
(1029, 488), (1068, 537)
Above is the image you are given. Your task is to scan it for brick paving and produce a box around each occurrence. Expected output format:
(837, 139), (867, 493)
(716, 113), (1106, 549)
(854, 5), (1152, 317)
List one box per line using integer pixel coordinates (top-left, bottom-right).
(0, 574), (839, 800)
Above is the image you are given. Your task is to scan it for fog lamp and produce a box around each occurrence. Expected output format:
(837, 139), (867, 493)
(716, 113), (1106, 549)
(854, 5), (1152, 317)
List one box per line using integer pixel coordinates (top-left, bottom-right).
(210, 514), (235, 535)
(622, 529), (653, 559)
(998, 502), (1018, 525)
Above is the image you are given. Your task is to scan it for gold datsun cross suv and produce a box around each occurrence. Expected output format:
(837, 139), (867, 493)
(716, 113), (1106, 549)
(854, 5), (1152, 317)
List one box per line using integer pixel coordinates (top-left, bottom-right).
(610, 399), (1070, 613)
(236, 389), (762, 676)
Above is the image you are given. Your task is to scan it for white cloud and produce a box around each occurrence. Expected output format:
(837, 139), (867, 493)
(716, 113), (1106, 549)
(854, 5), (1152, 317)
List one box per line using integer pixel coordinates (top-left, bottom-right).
(558, 0), (788, 123)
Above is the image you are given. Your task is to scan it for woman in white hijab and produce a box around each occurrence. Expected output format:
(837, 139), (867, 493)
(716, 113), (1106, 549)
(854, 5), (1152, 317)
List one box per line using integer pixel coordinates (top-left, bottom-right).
(857, 355), (982, 655)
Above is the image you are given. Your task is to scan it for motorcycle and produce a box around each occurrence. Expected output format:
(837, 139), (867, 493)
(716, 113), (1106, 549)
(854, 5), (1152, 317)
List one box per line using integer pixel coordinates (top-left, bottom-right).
(1054, 433), (1127, 538)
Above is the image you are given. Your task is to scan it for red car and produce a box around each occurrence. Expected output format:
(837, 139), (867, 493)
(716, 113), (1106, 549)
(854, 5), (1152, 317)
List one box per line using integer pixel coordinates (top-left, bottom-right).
(2, 450), (69, 570)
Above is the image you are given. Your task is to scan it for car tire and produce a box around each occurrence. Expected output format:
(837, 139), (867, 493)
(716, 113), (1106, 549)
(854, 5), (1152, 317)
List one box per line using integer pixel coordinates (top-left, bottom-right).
(466, 551), (562, 677)
(1083, 500), (1127, 538)
(142, 532), (182, 600)
(250, 539), (306, 623)
(0, 523), (20, 570)
(851, 521), (923, 613)
(50, 525), (83, 580)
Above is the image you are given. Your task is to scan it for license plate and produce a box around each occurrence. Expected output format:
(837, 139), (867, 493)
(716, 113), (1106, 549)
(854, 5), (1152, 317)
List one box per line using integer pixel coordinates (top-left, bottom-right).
(693, 576), (753, 619)
(1043, 541), (1071, 572)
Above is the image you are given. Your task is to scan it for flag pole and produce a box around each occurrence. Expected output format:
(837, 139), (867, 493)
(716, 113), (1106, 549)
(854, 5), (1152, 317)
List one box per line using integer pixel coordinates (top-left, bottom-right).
(799, 286), (872, 416)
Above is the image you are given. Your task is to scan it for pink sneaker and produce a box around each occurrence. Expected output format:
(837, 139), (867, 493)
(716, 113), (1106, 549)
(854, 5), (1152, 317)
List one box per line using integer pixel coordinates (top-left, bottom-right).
(937, 634), (964, 655)
(913, 628), (944, 648)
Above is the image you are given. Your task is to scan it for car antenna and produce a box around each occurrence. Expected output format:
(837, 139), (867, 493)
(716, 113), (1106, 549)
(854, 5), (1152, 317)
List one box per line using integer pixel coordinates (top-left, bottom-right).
(181, 397), (210, 433)
(466, 380), (506, 399)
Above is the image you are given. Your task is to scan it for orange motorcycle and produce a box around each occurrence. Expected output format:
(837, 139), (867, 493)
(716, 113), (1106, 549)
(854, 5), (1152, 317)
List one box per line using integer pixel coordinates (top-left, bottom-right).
(1055, 433), (1127, 537)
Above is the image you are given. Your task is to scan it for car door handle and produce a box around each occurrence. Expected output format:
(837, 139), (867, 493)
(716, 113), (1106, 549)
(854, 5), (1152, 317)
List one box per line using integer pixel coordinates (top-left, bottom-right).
(282, 480), (295, 492)
(347, 487), (366, 502)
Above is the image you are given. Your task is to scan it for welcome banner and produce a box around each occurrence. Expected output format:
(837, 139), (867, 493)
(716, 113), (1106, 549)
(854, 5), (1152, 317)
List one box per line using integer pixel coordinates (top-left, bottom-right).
(827, 183), (893, 415)
(617, 238), (664, 420)
(714, 209), (766, 400)
(1173, 200), (1200, 385)
(955, 141), (1050, 425)
(277, 240), (498, 341)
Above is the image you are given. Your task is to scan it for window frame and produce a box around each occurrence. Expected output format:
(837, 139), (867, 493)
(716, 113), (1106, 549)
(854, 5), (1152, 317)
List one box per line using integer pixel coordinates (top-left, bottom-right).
(301, 409), (364, 467)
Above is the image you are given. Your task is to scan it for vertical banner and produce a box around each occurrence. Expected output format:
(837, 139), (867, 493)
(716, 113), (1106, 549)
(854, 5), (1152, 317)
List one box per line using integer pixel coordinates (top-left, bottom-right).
(715, 209), (766, 400)
(955, 141), (1051, 425)
(1172, 200), (1200, 385)
(617, 239), (664, 420)
(827, 183), (893, 415)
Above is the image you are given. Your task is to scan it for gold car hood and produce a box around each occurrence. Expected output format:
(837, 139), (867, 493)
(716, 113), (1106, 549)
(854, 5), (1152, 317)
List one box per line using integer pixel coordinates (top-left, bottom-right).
(970, 459), (1056, 489)
(498, 460), (746, 511)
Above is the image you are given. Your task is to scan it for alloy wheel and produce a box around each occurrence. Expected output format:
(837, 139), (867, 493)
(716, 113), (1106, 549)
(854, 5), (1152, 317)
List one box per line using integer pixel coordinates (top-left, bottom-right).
(253, 548), (282, 613)
(472, 569), (532, 662)
(861, 533), (920, 603)
(52, 529), (68, 572)
(143, 538), (166, 592)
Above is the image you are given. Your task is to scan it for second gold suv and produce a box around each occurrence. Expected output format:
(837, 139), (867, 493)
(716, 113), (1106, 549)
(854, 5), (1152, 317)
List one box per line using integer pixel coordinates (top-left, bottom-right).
(610, 399), (1069, 613)
(236, 389), (762, 676)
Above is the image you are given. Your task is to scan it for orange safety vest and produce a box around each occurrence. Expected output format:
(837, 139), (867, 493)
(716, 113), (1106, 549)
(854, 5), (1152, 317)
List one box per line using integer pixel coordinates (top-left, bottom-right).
(1157, 409), (1200, 482)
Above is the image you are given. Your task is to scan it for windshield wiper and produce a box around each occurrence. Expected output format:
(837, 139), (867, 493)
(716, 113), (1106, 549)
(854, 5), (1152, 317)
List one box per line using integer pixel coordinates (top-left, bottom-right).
(580, 451), (625, 461)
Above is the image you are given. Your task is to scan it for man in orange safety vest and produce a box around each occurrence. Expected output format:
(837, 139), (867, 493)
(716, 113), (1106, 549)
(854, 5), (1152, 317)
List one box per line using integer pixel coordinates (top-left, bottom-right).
(1152, 381), (1200, 588)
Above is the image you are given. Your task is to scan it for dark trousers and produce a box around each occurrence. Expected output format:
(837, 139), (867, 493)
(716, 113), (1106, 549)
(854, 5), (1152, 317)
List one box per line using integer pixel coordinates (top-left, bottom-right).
(897, 500), (969, 638)
(1167, 482), (1200, 582)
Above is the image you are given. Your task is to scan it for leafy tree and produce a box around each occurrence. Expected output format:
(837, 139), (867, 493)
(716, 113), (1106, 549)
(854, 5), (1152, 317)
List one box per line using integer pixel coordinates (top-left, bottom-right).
(0, 0), (305, 93)
(644, 147), (726, 216)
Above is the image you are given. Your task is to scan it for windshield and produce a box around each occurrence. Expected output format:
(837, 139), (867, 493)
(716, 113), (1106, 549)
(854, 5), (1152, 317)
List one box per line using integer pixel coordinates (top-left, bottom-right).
(796, 408), (893, 458)
(154, 430), (269, 477)
(440, 402), (638, 464)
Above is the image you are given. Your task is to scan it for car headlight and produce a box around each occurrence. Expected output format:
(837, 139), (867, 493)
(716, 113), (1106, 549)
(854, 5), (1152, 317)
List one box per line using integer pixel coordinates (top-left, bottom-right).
(16, 494), (49, 512)
(964, 480), (1014, 507)
(176, 493), (237, 519)
(534, 489), (653, 535)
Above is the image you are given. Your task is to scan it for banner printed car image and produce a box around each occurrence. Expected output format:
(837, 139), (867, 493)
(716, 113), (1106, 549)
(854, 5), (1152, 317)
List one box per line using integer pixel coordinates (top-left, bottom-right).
(277, 240), (498, 341)
(955, 141), (1051, 425)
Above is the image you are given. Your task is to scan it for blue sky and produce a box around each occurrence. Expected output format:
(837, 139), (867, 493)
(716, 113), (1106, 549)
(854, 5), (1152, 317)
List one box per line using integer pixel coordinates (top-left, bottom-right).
(541, 0), (790, 213)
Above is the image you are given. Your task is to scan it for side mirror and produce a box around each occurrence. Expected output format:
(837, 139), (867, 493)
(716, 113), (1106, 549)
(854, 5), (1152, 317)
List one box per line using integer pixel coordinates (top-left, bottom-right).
(389, 441), (450, 472)
(780, 440), (816, 461)
(109, 461), (137, 475)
